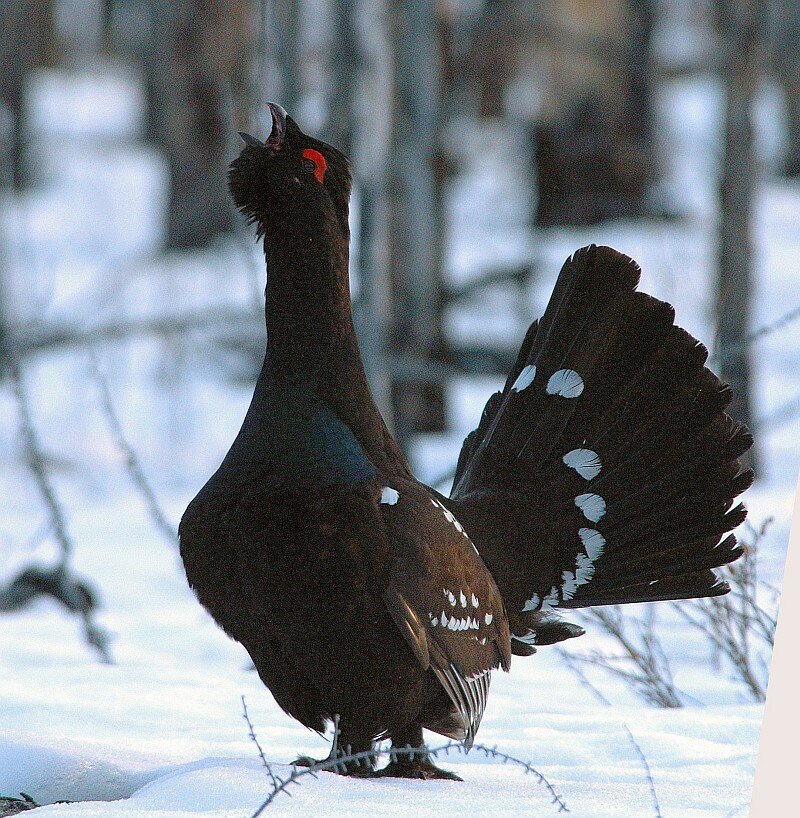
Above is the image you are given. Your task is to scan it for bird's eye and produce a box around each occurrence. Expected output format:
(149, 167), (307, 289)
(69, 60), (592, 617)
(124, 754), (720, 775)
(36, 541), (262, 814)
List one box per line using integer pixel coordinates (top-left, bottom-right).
(301, 148), (327, 183)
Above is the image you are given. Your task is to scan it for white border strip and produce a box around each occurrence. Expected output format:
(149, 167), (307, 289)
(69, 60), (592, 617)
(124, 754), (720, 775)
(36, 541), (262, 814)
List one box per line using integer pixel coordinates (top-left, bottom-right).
(750, 470), (800, 816)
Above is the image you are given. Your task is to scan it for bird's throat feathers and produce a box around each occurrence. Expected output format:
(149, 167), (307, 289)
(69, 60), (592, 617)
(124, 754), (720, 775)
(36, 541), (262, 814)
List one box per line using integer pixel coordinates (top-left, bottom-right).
(262, 214), (353, 377)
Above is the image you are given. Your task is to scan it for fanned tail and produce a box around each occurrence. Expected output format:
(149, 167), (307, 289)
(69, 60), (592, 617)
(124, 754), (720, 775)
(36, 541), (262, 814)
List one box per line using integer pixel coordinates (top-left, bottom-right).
(447, 245), (753, 642)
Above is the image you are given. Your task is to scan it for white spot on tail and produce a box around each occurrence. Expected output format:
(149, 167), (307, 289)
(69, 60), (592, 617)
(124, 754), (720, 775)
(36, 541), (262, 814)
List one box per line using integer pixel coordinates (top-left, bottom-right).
(563, 448), (602, 480)
(484, 612), (493, 625)
(579, 527), (606, 560)
(574, 493), (606, 522)
(511, 364), (537, 392)
(574, 553), (596, 585)
(380, 486), (399, 505)
(512, 631), (537, 646)
(522, 593), (540, 612)
(546, 369), (584, 398)
(561, 570), (578, 600)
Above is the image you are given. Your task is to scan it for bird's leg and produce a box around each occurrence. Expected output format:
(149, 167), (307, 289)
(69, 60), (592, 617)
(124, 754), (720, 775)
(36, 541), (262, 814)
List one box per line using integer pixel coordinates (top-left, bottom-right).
(378, 722), (462, 781)
(292, 721), (377, 777)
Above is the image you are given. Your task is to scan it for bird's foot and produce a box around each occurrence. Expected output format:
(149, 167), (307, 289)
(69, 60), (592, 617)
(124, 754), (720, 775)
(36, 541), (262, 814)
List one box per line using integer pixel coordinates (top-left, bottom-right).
(291, 751), (377, 777)
(377, 752), (462, 781)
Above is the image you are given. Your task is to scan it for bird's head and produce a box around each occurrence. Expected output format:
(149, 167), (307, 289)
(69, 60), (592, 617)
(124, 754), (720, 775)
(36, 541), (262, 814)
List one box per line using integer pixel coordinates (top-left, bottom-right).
(229, 103), (351, 241)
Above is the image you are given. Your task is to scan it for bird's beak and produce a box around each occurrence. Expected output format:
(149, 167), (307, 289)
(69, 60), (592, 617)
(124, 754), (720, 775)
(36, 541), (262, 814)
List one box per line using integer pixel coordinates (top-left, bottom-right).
(237, 104), (287, 150)
(265, 102), (287, 147)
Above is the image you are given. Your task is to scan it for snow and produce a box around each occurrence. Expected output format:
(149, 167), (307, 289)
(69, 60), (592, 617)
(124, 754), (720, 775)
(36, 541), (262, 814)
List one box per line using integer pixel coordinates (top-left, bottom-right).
(0, 61), (795, 818)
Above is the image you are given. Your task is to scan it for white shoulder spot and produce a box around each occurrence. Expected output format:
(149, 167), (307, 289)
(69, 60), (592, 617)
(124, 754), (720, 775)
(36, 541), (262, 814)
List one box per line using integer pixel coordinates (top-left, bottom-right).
(380, 486), (399, 505)
(511, 364), (537, 392)
(471, 593), (479, 608)
(484, 612), (493, 625)
(563, 448), (601, 480)
(546, 368), (584, 398)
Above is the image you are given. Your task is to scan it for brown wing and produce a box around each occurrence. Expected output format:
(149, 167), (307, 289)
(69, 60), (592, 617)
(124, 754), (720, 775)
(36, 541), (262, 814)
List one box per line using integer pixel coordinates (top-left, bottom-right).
(378, 479), (511, 746)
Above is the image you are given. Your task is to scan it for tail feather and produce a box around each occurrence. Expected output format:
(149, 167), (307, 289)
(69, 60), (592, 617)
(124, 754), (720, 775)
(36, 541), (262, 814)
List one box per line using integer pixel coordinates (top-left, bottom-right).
(558, 569), (732, 609)
(448, 245), (753, 636)
(584, 533), (744, 594)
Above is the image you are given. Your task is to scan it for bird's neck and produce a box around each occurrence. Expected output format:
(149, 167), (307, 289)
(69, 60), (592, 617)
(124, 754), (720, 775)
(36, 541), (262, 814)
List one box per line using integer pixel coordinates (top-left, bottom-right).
(259, 219), (410, 477)
(263, 218), (351, 374)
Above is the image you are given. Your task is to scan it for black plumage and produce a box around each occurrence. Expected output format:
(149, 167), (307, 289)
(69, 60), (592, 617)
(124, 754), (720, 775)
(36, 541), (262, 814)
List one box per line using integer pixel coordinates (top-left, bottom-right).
(179, 105), (753, 779)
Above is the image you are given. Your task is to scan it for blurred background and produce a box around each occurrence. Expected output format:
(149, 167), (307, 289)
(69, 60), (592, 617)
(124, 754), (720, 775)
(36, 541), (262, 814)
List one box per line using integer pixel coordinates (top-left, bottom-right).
(0, 0), (798, 715)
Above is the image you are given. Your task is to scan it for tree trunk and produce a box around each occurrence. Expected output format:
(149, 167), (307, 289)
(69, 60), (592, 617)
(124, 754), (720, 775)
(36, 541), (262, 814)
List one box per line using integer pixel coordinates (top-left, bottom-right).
(533, 0), (656, 225)
(714, 0), (765, 472)
(265, 0), (300, 112)
(388, 0), (446, 447)
(0, 0), (55, 189)
(145, 0), (248, 249)
(473, 0), (514, 118)
(349, 0), (395, 428)
(325, 0), (357, 154)
(771, 0), (800, 176)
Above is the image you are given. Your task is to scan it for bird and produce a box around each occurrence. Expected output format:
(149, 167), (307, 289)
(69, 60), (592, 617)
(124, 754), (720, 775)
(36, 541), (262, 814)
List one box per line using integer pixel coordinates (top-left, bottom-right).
(178, 103), (753, 780)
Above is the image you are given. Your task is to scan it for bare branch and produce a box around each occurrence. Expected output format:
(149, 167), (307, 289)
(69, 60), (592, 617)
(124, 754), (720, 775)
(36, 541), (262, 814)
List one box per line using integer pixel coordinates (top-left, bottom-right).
(6, 349), (73, 568)
(574, 607), (685, 708)
(620, 724), (662, 818)
(241, 695), (278, 789)
(2, 343), (112, 663)
(89, 349), (177, 546)
(8, 308), (261, 359)
(558, 651), (662, 818)
(671, 520), (776, 702)
(249, 738), (569, 815)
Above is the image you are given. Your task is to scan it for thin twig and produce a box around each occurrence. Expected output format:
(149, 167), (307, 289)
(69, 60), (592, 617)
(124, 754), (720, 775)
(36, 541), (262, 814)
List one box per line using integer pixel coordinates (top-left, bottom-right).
(620, 724), (662, 818)
(556, 647), (612, 707)
(249, 741), (569, 815)
(6, 351), (74, 568)
(575, 607), (685, 708)
(9, 308), (261, 358)
(710, 301), (800, 367)
(3, 345), (112, 663)
(671, 520), (776, 703)
(241, 695), (278, 789)
(89, 349), (177, 546)
(558, 651), (662, 818)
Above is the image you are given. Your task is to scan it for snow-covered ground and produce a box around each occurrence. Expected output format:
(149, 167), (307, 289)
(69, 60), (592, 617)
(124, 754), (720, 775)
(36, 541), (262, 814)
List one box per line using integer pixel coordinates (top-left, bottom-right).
(1, 65), (797, 816)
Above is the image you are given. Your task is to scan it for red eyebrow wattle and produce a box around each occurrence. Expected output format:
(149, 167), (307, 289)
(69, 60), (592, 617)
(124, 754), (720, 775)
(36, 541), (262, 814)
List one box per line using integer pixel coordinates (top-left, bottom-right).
(302, 148), (327, 183)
